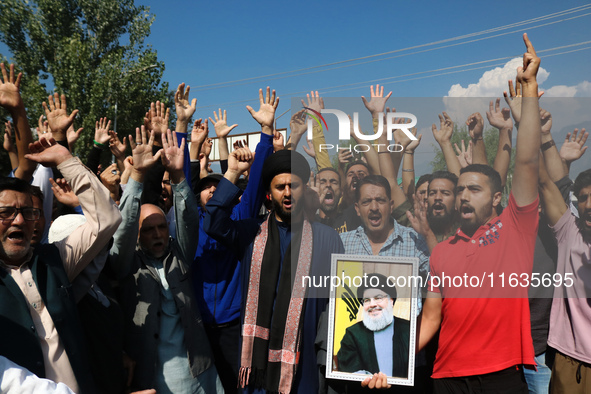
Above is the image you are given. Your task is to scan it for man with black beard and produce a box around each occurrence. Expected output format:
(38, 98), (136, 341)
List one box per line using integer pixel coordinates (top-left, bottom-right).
(426, 171), (459, 242)
(334, 161), (370, 233)
(205, 149), (344, 393)
(337, 273), (410, 378)
(314, 168), (342, 228)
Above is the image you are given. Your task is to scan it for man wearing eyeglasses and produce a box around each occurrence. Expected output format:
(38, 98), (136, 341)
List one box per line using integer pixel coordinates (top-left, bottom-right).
(337, 273), (410, 379)
(0, 137), (121, 393)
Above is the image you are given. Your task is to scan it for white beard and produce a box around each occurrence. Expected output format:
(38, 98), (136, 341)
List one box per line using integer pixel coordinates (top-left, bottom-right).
(362, 303), (394, 332)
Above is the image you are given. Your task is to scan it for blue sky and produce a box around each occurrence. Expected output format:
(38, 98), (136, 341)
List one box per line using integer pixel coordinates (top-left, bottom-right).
(136, 0), (591, 130)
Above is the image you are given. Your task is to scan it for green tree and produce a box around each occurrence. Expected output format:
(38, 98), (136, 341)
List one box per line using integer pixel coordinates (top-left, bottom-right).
(430, 123), (515, 175)
(430, 122), (516, 205)
(0, 0), (171, 167)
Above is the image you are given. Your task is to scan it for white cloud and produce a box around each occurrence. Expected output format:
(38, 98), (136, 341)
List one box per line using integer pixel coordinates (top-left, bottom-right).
(447, 58), (550, 98)
(544, 81), (591, 97)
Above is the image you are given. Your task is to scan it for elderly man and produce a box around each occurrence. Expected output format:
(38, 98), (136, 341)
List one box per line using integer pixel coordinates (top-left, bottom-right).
(0, 137), (121, 393)
(110, 128), (221, 393)
(337, 273), (410, 378)
(205, 149), (344, 393)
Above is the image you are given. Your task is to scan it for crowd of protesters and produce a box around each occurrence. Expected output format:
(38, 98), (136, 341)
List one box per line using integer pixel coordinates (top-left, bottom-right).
(0, 33), (589, 394)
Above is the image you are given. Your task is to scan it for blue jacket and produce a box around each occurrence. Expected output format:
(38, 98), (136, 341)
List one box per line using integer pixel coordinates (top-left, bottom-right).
(192, 133), (273, 324)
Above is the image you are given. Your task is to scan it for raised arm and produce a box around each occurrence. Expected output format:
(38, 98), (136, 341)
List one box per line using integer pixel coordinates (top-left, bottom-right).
(25, 137), (121, 281)
(0, 63), (36, 180)
(401, 128), (422, 198)
(162, 128), (199, 262)
(538, 155), (567, 226)
(3, 121), (18, 171)
(559, 128), (588, 175)
(512, 33), (541, 206)
(246, 86), (278, 136)
(209, 108), (237, 162)
(109, 126), (161, 279)
(487, 98), (513, 188)
(466, 112), (487, 165)
(432, 112), (461, 176)
(538, 108), (568, 182)
(42, 92), (79, 148)
(287, 109), (307, 151)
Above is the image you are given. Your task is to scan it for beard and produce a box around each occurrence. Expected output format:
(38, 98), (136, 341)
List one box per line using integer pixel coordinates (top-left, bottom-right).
(362, 302), (394, 332)
(271, 195), (301, 223)
(427, 203), (453, 235)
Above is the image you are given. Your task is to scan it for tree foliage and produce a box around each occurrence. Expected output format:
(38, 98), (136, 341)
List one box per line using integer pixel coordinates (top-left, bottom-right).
(0, 0), (171, 166)
(430, 123), (515, 175)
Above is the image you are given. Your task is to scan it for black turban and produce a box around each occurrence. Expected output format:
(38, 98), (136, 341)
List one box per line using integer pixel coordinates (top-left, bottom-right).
(262, 150), (310, 189)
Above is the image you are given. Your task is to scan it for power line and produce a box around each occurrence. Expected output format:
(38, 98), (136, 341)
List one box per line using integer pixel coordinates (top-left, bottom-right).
(195, 41), (591, 110)
(191, 4), (591, 91)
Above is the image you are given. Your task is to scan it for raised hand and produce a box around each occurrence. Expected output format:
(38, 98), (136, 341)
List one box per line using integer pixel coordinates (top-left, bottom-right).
(454, 140), (473, 168)
(24, 136), (73, 167)
(228, 146), (254, 174)
(209, 108), (238, 138)
(246, 86), (279, 132)
(560, 128), (588, 164)
(161, 129), (186, 178)
(539, 108), (552, 135)
(466, 112), (484, 140)
(95, 118), (112, 145)
(225, 146), (254, 183)
(67, 124), (84, 150)
(233, 139), (247, 150)
(202, 138), (213, 158)
(0, 63), (23, 110)
(128, 126), (162, 174)
(405, 127), (422, 153)
(302, 139), (315, 158)
(361, 84), (392, 118)
(109, 130), (128, 160)
(338, 149), (353, 166)
(516, 33), (541, 92)
(301, 90), (324, 114)
(99, 163), (121, 197)
(42, 93), (79, 136)
(289, 109), (308, 149)
(175, 83), (197, 124)
(406, 196), (431, 238)
(144, 101), (170, 137)
(273, 130), (285, 152)
(3, 121), (14, 153)
(50, 178), (80, 207)
(504, 79), (522, 127)
(432, 112), (454, 143)
(191, 118), (208, 146)
(486, 98), (513, 131)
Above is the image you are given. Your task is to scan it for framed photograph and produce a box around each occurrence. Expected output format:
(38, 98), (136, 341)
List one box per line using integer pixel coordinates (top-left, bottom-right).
(325, 254), (419, 386)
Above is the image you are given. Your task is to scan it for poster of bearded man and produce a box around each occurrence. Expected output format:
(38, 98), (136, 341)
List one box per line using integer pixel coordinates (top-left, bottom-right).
(325, 254), (419, 386)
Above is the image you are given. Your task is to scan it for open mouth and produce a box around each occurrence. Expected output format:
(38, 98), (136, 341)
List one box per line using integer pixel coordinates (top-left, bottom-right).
(432, 203), (446, 215)
(283, 198), (292, 210)
(368, 213), (382, 226)
(7, 230), (25, 243)
(460, 204), (474, 219)
(323, 191), (334, 204)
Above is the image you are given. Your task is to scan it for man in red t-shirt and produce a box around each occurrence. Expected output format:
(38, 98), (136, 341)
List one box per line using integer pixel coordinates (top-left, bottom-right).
(417, 34), (542, 394)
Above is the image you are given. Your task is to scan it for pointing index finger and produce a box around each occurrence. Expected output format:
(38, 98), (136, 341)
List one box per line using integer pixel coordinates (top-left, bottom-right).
(523, 33), (536, 56)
